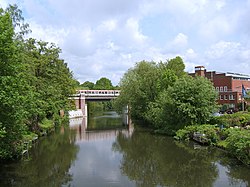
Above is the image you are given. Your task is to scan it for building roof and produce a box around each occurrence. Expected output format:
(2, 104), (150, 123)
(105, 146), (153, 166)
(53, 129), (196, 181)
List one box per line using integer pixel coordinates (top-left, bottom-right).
(225, 72), (250, 79)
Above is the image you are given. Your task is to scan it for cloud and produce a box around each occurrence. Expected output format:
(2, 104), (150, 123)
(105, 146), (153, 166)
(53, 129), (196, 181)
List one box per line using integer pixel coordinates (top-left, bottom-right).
(171, 33), (188, 50)
(1, 0), (250, 85)
(205, 40), (250, 75)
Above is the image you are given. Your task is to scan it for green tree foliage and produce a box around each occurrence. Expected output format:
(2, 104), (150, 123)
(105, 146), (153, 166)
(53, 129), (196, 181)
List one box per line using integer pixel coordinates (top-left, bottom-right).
(225, 129), (250, 165)
(164, 56), (186, 78)
(147, 76), (218, 133)
(94, 77), (113, 90)
(80, 81), (94, 89)
(22, 38), (76, 129)
(115, 61), (159, 120)
(0, 5), (76, 159)
(210, 112), (250, 128)
(115, 57), (218, 133)
(0, 7), (32, 159)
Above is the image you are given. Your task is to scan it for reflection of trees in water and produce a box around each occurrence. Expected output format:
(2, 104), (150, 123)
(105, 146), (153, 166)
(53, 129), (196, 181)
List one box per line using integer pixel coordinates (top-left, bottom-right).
(113, 130), (218, 187)
(0, 126), (79, 187)
(88, 111), (123, 130)
(218, 156), (250, 186)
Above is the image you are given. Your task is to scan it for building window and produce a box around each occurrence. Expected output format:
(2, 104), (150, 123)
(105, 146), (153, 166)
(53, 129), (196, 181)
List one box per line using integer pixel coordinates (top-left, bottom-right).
(220, 95), (223, 100)
(216, 87), (219, 92)
(224, 86), (227, 92)
(224, 95), (228, 100)
(220, 86), (223, 92)
(229, 95), (234, 100)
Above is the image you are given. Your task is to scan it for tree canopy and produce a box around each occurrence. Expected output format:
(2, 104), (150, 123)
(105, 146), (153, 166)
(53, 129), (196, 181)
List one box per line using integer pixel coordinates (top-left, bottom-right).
(0, 5), (76, 159)
(115, 57), (218, 134)
(94, 77), (113, 90)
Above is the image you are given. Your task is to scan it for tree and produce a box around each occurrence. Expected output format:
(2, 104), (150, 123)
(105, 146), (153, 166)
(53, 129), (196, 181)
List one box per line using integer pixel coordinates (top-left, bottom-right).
(115, 61), (159, 121)
(0, 7), (33, 158)
(81, 81), (94, 89)
(94, 77), (113, 90)
(0, 5), (77, 159)
(22, 38), (76, 129)
(116, 56), (217, 133)
(165, 56), (186, 78)
(146, 75), (218, 134)
(115, 57), (186, 123)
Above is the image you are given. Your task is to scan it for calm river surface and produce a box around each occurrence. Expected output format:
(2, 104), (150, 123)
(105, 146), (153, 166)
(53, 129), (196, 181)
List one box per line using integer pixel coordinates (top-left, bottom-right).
(0, 111), (249, 187)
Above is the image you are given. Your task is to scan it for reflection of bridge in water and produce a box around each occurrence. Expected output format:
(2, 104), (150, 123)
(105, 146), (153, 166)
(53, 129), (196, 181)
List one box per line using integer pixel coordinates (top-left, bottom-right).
(69, 117), (133, 142)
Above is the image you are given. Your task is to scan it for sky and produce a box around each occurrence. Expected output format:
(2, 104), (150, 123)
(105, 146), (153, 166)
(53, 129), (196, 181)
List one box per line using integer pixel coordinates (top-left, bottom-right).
(1, 0), (250, 85)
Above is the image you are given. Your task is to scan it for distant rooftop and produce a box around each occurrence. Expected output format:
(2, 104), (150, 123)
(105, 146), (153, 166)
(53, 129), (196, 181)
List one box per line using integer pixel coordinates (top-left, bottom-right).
(225, 72), (250, 79)
(193, 66), (250, 79)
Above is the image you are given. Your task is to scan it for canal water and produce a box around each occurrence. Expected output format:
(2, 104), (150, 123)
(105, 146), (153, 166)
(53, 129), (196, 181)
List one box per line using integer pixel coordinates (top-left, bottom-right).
(0, 111), (249, 187)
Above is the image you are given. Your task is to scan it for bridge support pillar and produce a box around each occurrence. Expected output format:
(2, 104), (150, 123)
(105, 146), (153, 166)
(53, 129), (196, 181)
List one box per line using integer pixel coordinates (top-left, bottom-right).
(75, 94), (87, 117)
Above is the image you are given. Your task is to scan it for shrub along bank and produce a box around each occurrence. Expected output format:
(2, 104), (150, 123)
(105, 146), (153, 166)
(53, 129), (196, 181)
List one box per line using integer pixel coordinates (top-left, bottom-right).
(175, 112), (250, 166)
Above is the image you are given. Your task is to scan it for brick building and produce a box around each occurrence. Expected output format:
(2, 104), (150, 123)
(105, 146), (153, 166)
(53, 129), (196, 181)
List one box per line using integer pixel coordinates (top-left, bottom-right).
(189, 66), (250, 110)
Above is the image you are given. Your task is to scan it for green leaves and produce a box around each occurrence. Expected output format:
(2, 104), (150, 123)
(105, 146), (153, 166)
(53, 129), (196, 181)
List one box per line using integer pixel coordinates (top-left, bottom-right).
(225, 129), (250, 165)
(147, 75), (218, 132)
(0, 5), (76, 159)
(116, 56), (218, 134)
(94, 77), (113, 90)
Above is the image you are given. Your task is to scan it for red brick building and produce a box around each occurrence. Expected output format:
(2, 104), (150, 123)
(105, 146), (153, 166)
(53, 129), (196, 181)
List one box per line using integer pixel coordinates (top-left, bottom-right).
(189, 66), (250, 110)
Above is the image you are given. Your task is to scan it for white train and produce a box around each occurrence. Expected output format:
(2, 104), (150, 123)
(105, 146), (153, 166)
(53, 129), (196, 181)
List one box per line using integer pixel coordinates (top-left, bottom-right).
(77, 90), (120, 97)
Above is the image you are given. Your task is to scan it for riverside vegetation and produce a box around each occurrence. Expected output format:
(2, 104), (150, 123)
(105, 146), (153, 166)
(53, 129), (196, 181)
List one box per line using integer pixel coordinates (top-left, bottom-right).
(0, 5), (77, 160)
(0, 4), (119, 160)
(114, 57), (250, 165)
(175, 112), (250, 165)
(1, 4), (249, 166)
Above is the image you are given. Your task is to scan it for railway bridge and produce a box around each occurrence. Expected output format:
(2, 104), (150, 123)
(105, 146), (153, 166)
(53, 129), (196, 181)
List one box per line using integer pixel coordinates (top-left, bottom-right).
(69, 90), (120, 118)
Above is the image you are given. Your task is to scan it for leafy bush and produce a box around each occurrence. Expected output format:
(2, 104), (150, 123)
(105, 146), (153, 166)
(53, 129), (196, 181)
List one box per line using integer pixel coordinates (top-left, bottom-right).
(175, 124), (219, 144)
(224, 129), (250, 165)
(38, 118), (55, 135)
(215, 112), (250, 128)
(174, 128), (191, 140)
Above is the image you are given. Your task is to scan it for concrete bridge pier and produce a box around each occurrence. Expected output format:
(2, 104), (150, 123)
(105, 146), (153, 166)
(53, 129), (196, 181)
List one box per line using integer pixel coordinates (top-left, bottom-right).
(75, 94), (87, 117)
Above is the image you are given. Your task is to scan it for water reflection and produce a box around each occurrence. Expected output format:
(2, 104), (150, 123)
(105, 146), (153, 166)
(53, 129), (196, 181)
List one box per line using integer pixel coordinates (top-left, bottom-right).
(1, 111), (249, 187)
(113, 129), (249, 187)
(69, 111), (132, 142)
(64, 114), (135, 187)
(0, 126), (79, 187)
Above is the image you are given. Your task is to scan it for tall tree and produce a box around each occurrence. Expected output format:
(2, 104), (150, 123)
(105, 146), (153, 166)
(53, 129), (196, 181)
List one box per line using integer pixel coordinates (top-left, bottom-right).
(22, 38), (76, 129)
(94, 77), (113, 90)
(146, 75), (218, 134)
(0, 7), (33, 158)
(115, 61), (159, 121)
(165, 56), (186, 78)
(0, 5), (77, 159)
